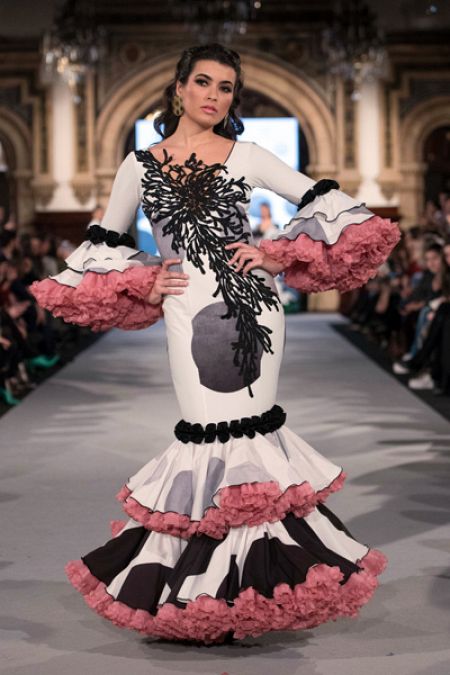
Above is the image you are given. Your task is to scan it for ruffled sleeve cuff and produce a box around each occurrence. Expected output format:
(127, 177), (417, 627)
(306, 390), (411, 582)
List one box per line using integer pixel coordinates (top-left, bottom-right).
(259, 180), (402, 293)
(30, 224), (163, 331)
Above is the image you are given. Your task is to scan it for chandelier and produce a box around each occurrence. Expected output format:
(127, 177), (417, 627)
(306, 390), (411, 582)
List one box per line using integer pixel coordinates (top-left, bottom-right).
(321, 0), (388, 100)
(168, 0), (263, 43)
(40, 0), (107, 103)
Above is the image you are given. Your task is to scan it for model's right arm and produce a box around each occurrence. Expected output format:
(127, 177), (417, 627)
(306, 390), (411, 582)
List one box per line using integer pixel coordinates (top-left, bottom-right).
(30, 152), (164, 332)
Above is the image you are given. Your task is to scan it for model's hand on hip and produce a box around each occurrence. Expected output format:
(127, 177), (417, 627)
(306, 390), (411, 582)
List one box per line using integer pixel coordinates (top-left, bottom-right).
(225, 242), (284, 277)
(146, 258), (189, 305)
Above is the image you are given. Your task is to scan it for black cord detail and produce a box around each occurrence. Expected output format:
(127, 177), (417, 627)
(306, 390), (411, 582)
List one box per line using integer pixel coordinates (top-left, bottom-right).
(174, 404), (287, 444)
(297, 179), (340, 212)
(85, 224), (136, 249)
(135, 149), (280, 398)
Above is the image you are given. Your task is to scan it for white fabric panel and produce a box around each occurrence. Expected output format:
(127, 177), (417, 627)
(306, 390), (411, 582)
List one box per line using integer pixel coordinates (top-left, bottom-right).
(246, 141), (316, 203)
(124, 425), (344, 522)
(246, 142), (374, 244)
(99, 151), (142, 235)
(304, 509), (369, 561)
(106, 531), (187, 598)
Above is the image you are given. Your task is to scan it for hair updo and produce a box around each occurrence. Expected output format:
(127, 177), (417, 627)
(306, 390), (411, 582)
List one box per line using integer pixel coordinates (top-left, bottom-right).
(153, 43), (245, 141)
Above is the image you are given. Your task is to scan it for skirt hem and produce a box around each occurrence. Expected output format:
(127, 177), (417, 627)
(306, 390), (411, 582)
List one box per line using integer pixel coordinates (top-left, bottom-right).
(65, 546), (387, 643)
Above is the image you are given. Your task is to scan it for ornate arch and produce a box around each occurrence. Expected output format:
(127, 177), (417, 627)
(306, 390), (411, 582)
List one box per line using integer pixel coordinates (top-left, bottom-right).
(0, 106), (33, 224)
(399, 96), (450, 226)
(95, 49), (338, 197)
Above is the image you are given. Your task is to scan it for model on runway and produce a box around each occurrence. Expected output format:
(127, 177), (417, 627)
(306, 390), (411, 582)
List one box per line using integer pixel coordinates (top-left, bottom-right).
(31, 42), (401, 644)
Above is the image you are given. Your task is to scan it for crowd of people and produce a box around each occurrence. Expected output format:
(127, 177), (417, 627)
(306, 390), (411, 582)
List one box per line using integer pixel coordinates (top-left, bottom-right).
(0, 218), (83, 407)
(2, 190), (450, 408)
(344, 191), (450, 395)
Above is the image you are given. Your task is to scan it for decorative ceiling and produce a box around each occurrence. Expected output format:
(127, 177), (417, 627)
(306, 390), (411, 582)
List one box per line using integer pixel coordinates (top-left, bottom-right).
(0, 0), (449, 38)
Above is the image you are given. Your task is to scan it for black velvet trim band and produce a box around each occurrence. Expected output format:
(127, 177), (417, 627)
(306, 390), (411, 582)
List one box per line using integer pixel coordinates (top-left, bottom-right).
(174, 404), (287, 444)
(85, 224), (136, 249)
(297, 178), (340, 212)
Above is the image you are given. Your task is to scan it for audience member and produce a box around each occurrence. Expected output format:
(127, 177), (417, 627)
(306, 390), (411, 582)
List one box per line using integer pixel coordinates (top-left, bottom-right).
(0, 217), (96, 408)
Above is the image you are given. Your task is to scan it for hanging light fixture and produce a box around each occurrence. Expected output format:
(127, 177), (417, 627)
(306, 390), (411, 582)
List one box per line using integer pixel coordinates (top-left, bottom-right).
(168, 0), (263, 43)
(40, 0), (107, 103)
(321, 0), (388, 100)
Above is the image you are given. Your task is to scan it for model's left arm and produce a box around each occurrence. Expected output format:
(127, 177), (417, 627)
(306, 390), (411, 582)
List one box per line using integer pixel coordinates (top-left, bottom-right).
(248, 142), (402, 293)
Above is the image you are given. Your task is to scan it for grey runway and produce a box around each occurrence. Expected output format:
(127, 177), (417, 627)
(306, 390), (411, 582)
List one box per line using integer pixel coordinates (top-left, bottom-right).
(1, 313), (449, 675)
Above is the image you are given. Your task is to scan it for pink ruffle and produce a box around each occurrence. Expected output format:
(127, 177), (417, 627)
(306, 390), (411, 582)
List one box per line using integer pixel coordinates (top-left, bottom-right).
(30, 266), (163, 331)
(259, 215), (401, 293)
(116, 471), (347, 540)
(65, 547), (387, 643)
(110, 520), (127, 537)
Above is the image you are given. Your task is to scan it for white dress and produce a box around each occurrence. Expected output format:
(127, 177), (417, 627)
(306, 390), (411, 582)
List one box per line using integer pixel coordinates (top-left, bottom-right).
(31, 139), (400, 643)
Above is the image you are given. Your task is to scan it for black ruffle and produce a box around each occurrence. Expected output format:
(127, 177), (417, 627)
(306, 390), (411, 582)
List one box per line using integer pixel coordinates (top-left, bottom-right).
(174, 404), (286, 444)
(297, 178), (340, 212)
(85, 223), (136, 249)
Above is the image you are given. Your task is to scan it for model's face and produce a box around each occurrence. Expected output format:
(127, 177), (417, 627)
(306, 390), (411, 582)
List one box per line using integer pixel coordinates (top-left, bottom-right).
(176, 59), (236, 128)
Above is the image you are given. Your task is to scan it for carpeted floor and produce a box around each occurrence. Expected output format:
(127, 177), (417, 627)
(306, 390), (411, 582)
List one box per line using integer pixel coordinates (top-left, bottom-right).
(331, 322), (450, 423)
(1, 312), (449, 675)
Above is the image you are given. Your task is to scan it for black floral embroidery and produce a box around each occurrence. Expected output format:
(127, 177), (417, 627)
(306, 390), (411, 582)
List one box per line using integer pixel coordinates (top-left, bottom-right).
(135, 148), (280, 397)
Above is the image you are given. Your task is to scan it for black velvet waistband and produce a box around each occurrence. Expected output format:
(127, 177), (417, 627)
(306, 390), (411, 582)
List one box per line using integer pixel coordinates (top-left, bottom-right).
(174, 404), (287, 444)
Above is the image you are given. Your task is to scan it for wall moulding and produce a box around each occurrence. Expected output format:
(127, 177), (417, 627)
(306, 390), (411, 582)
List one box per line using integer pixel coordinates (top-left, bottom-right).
(379, 63), (450, 226)
(0, 103), (34, 224)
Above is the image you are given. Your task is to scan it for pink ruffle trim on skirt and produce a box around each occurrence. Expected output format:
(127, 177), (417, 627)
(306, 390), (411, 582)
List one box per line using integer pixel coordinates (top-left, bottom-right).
(30, 266), (163, 331)
(110, 520), (127, 537)
(65, 547), (387, 643)
(259, 215), (401, 293)
(116, 471), (347, 540)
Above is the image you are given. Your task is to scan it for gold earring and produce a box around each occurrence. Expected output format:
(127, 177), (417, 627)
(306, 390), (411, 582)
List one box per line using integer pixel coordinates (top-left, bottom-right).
(223, 113), (229, 126)
(172, 94), (184, 116)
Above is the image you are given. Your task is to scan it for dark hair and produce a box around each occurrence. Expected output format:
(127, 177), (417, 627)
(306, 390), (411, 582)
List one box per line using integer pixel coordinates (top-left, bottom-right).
(154, 43), (244, 141)
(441, 266), (450, 298)
(0, 229), (17, 248)
(424, 242), (443, 255)
(406, 226), (422, 239)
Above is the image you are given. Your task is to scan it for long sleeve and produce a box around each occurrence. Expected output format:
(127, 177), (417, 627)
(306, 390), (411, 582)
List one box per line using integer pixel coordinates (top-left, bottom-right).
(248, 142), (401, 293)
(91, 151), (142, 235)
(30, 152), (163, 331)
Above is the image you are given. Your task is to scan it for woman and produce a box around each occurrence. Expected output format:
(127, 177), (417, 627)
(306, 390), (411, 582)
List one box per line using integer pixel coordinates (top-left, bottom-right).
(393, 240), (450, 392)
(31, 43), (401, 644)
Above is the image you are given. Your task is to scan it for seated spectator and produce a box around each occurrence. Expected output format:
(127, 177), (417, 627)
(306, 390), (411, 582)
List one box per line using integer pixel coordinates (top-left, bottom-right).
(396, 242), (443, 355)
(434, 192), (450, 234)
(0, 228), (20, 264)
(391, 239), (450, 392)
(0, 216), (102, 409)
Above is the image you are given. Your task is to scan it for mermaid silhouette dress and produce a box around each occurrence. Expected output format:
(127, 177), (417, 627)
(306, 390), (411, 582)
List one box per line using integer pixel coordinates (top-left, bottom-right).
(31, 140), (401, 643)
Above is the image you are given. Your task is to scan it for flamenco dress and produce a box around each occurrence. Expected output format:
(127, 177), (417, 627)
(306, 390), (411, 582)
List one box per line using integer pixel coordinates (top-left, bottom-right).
(31, 140), (401, 643)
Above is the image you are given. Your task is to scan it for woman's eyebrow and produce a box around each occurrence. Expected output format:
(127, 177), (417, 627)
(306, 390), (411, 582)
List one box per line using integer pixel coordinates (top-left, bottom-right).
(194, 72), (234, 85)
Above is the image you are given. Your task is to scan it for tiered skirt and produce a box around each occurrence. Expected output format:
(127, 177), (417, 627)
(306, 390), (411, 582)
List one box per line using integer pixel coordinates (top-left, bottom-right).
(65, 423), (387, 644)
